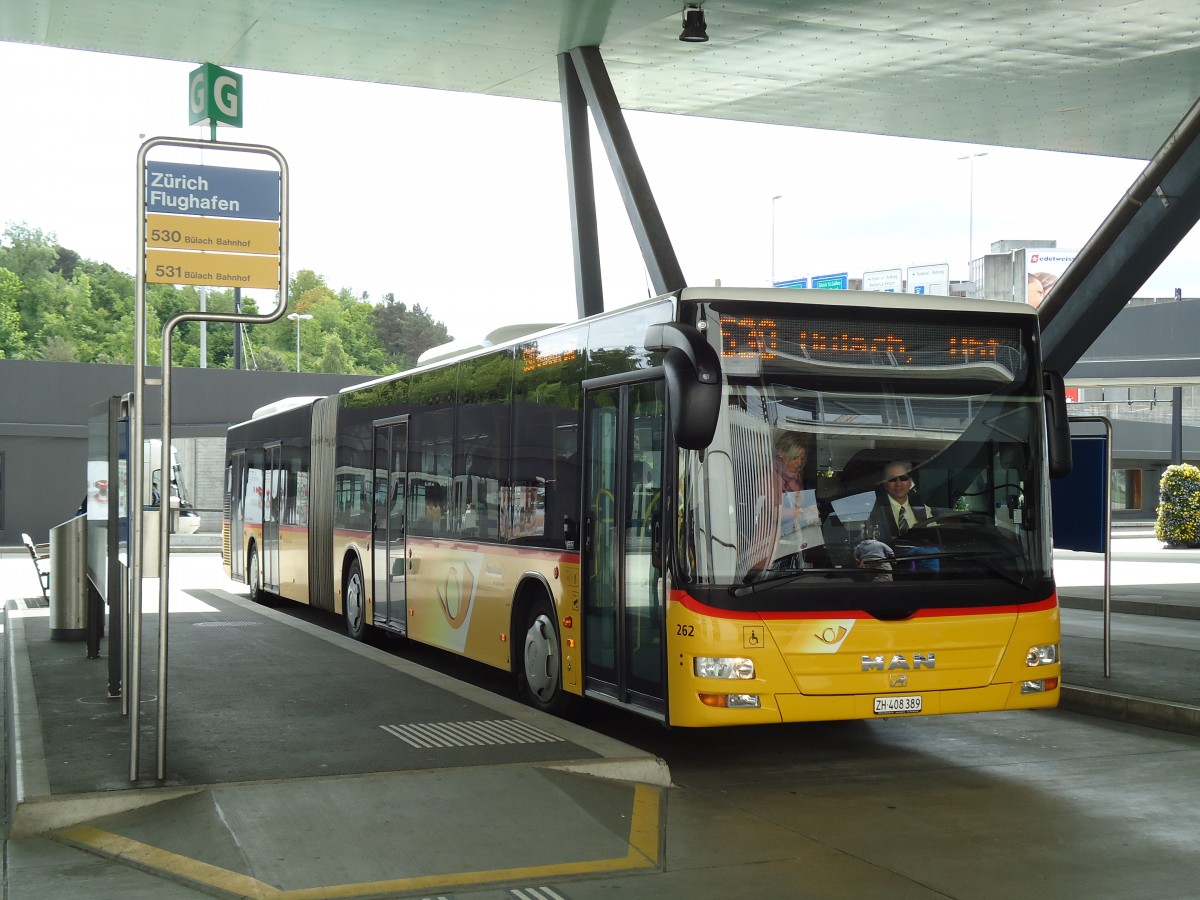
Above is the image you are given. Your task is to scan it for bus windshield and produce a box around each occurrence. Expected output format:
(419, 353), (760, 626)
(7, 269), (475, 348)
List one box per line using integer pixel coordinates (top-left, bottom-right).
(677, 306), (1052, 606)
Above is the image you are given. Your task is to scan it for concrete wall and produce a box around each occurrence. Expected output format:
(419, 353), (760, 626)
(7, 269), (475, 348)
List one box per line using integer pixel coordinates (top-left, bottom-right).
(0, 360), (369, 546)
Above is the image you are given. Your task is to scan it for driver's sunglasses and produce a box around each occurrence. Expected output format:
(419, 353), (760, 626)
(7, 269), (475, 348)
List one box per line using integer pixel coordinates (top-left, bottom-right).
(886, 474), (912, 483)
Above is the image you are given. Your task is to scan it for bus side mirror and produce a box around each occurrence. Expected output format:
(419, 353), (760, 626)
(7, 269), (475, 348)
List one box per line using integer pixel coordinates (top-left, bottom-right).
(1044, 370), (1072, 479)
(645, 323), (721, 450)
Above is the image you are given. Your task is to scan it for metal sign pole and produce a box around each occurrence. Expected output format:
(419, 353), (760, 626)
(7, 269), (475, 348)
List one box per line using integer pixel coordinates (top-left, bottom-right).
(131, 145), (150, 782)
(143, 135), (290, 781)
(1102, 418), (1113, 677)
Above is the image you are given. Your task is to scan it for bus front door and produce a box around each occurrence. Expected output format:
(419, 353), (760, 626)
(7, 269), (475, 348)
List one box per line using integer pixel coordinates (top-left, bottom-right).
(228, 450), (245, 580)
(583, 379), (666, 717)
(372, 418), (408, 632)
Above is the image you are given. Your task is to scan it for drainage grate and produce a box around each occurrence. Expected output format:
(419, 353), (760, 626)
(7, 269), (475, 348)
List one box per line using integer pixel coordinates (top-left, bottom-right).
(380, 718), (566, 749)
(193, 621), (264, 627)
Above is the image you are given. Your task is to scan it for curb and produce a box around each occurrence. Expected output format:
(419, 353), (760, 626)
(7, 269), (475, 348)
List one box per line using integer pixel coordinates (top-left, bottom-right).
(1060, 684), (1200, 738)
(1059, 595), (1200, 621)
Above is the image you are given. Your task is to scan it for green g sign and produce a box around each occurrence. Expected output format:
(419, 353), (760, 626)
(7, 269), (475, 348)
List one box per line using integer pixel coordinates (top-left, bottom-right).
(188, 63), (243, 128)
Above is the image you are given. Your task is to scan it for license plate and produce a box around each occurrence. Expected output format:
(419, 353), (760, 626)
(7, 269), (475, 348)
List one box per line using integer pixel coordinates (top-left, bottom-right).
(874, 695), (922, 715)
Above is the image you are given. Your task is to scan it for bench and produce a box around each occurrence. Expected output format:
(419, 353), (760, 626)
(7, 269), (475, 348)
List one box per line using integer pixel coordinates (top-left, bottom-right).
(21, 532), (51, 602)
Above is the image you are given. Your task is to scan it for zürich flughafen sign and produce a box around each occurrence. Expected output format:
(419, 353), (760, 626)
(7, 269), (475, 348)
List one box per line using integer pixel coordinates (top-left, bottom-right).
(145, 161), (279, 220)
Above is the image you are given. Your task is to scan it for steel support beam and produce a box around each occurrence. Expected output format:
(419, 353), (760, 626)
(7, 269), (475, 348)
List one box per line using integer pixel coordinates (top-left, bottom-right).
(562, 46), (686, 299)
(558, 52), (604, 319)
(1040, 95), (1200, 373)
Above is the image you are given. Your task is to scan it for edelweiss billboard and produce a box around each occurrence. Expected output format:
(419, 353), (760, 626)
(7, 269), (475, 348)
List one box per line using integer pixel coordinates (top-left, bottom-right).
(1024, 249), (1077, 308)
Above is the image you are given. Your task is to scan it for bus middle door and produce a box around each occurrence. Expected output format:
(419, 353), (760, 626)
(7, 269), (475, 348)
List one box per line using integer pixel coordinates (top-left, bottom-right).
(262, 442), (281, 593)
(372, 417), (408, 632)
(582, 378), (666, 718)
(228, 450), (245, 580)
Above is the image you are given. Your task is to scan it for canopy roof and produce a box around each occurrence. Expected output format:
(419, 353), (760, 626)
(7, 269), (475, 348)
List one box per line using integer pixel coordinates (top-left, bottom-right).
(5, 0), (1199, 159)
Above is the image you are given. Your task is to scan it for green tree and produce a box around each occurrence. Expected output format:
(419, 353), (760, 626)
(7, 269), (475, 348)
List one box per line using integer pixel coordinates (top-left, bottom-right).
(54, 245), (82, 280)
(0, 223), (58, 283)
(289, 269), (330, 299)
(327, 288), (389, 373)
(76, 260), (135, 360)
(2, 220), (454, 375)
(318, 332), (352, 374)
(372, 298), (451, 370)
(0, 267), (26, 358)
(0, 224), (60, 344)
(34, 335), (79, 361)
(252, 345), (290, 372)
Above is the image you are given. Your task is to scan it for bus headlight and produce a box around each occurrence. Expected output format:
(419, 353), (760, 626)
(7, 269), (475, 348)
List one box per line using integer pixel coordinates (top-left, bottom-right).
(1021, 677), (1059, 694)
(1025, 644), (1058, 667)
(694, 657), (755, 679)
(699, 692), (762, 708)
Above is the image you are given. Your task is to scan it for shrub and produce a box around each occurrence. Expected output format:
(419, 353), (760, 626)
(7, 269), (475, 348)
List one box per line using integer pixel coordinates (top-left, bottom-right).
(1155, 463), (1200, 548)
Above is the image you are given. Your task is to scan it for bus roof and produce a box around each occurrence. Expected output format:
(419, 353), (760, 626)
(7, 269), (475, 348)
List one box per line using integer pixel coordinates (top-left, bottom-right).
(340, 288), (1038, 399)
(678, 287), (1040, 317)
(249, 396), (324, 420)
(416, 322), (562, 367)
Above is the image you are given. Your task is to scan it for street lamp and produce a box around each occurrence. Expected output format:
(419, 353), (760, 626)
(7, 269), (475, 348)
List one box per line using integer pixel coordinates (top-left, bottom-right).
(771, 194), (783, 286)
(287, 312), (313, 372)
(958, 152), (988, 270)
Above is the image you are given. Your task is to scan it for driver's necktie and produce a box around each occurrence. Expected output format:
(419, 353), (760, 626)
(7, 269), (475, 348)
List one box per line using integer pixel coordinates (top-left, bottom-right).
(898, 506), (909, 535)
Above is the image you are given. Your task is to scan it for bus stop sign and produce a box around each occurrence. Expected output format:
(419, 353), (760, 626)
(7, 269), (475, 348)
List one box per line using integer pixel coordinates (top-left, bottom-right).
(1050, 418), (1110, 552)
(189, 62), (242, 128)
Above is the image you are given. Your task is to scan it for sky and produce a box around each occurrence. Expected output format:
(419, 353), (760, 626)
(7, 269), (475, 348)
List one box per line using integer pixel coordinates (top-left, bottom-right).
(2, 40), (1196, 344)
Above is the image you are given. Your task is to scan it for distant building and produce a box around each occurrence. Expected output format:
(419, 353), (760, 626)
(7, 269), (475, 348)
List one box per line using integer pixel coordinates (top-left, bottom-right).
(966, 239), (1061, 303)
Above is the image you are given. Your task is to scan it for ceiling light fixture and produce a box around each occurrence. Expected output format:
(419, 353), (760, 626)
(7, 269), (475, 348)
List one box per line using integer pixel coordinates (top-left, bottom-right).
(679, 5), (708, 43)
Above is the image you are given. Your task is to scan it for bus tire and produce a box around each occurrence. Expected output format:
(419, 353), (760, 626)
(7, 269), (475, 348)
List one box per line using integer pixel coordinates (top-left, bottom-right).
(246, 543), (261, 603)
(344, 557), (367, 642)
(519, 596), (576, 717)
(246, 543), (277, 607)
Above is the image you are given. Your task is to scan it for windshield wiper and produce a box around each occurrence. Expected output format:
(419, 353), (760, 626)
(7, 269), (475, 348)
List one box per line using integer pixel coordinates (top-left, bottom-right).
(730, 552), (1030, 597)
(730, 568), (845, 598)
(900, 550), (1030, 590)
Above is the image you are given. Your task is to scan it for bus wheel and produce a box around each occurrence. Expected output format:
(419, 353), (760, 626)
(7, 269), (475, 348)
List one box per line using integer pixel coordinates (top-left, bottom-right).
(246, 544), (277, 606)
(520, 598), (574, 716)
(344, 557), (367, 642)
(246, 545), (261, 603)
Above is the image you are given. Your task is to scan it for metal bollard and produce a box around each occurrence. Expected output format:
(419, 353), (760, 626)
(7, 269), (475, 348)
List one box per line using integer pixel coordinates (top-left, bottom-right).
(49, 515), (89, 640)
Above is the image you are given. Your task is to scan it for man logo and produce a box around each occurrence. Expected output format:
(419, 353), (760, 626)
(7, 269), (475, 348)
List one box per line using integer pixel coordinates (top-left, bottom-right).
(862, 653), (935, 671)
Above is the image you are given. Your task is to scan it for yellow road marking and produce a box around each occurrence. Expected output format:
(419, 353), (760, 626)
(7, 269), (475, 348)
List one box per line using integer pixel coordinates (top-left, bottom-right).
(57, 783), (662, 898)
(56, 825), (280, 897)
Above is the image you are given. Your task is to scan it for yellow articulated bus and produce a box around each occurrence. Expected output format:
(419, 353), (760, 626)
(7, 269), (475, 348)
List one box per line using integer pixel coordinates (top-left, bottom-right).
(223, 287), (1069, 726)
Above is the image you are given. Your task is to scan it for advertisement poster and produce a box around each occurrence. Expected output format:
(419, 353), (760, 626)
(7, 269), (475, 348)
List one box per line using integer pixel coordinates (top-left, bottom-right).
(1025, 249), (1077, 307)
